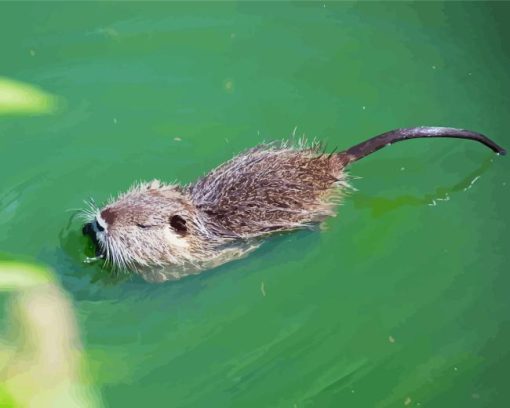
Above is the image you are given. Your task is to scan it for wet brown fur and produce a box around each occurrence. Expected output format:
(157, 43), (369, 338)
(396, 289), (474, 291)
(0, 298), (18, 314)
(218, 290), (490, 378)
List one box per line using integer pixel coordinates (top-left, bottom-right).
(190, 143), (347, 237)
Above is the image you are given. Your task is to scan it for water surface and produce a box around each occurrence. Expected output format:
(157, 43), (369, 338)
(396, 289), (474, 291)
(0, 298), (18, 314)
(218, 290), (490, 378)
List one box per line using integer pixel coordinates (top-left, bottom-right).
(1, 2), (509, 407)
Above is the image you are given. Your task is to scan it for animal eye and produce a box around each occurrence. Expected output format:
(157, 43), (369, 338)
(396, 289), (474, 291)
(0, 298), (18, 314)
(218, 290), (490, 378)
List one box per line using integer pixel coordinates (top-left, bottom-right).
(169, 215), (187, 235)
(136, 223), (152, 229)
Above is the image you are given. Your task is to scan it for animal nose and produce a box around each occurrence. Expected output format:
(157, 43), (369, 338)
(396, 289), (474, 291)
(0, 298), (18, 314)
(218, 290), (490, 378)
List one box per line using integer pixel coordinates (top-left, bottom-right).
(95, 220), (105, 232)
(82, 220), (105, 235)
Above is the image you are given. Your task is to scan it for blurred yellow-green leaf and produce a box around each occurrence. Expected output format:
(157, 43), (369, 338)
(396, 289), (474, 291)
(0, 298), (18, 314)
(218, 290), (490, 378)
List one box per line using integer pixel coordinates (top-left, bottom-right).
(0, 77), (58, 115)
(0, 261), (102, 407)
(0, 262), (53, 291)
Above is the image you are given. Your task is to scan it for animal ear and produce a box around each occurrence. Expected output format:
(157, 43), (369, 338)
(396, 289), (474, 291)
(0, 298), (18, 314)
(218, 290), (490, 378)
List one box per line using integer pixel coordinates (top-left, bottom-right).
(169, 214), (187, 236)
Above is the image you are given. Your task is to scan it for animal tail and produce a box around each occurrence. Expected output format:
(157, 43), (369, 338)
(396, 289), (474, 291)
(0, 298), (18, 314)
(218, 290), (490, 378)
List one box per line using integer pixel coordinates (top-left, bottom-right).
(337, 127), (506, 166)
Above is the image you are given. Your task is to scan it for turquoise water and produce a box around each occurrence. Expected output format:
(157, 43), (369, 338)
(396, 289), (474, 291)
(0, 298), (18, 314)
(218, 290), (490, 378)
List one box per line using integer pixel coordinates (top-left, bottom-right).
(1, 2), (509, 406)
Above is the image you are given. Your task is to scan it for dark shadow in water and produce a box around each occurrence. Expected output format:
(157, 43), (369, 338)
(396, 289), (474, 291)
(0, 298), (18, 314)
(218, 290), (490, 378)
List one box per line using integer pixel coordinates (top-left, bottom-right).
(58, 210), (133, 286)
(350, 155), (496, 218)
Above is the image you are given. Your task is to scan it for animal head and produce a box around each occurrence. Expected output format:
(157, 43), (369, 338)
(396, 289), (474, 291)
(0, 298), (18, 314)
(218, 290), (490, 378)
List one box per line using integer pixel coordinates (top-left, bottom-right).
(82, 180), (195, 271)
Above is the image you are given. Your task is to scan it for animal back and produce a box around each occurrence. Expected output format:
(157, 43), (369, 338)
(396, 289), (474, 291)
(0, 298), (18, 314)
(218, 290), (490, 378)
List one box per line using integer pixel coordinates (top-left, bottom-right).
(189, 145), (346, 237)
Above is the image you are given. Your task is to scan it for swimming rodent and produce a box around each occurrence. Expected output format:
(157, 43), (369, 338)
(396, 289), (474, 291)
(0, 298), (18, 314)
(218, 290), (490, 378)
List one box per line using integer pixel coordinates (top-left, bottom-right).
(82, 127), (505, 282)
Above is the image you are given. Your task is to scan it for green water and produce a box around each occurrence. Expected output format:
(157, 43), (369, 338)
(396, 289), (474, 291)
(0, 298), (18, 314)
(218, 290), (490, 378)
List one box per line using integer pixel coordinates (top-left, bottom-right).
(1, 1), (509, 407)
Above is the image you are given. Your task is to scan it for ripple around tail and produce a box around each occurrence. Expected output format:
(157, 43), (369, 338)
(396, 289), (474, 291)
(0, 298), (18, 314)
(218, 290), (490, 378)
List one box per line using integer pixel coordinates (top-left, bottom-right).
(350, 156), (495, 217)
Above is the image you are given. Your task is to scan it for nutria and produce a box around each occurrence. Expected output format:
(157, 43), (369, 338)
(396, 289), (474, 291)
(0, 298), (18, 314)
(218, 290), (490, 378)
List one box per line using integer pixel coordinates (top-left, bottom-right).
(82, 127), (505, 282)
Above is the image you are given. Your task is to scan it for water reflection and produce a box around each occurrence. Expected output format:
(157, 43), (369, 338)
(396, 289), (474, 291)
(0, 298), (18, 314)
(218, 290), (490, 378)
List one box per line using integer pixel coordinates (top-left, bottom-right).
(350, 156), (495, 217)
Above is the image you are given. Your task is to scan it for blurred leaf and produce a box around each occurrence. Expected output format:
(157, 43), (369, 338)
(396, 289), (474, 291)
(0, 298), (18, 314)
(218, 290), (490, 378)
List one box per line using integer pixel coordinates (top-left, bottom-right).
(0, 261), (102, 407)
(0, 262), (53, 291)
(0, 77), (58, 115)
